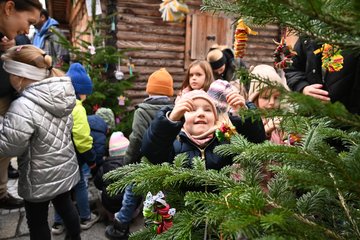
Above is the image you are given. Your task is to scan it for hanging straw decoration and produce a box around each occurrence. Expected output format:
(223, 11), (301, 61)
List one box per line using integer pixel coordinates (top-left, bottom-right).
(159, 0), (189, 22)
(233, 19), (257, 58)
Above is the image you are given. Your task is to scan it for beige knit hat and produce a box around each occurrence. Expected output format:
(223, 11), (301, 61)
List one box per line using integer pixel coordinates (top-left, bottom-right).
(248, 64), (289, 102)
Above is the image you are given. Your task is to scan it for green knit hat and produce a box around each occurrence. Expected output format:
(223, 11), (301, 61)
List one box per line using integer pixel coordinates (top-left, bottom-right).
(95, 108), (115, 130)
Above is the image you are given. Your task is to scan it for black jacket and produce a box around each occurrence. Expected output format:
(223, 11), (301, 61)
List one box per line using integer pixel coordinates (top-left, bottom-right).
(285, 37), (360, 114)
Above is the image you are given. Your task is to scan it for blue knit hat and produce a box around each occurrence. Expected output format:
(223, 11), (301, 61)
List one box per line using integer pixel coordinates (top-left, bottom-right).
(67, 63), (93, 95)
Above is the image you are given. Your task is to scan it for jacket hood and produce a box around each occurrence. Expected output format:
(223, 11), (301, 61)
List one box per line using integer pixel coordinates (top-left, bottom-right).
(38, 18), (59, 37)
(21, 77), (76, 117)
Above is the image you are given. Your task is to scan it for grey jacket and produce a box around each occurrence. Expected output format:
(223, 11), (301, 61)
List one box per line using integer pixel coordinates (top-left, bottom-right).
(0, 77), (79, 202)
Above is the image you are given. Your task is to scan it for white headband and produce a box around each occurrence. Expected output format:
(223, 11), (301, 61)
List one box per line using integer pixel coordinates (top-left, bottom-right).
(3, 60), (50, 81)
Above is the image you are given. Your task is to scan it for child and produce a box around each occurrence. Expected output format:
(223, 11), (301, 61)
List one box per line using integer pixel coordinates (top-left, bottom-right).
(105, 67), (174, 240)
(87, 107), (115, 168)
(176, 60), (214, 102)
(0, 45), (81, 240)
(248, 64), (290, 144)
(94, 132), (130, 217)
(141, 89), (266, 170)
(52, 63), (99, 235)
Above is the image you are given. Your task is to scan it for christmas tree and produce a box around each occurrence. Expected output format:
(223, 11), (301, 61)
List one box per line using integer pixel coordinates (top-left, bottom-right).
(55, 2), (135, 135)
(104, 1), (360, 239)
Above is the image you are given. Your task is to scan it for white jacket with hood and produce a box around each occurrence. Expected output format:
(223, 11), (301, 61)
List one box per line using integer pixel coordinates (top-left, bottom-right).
(0, 76), (79, 202)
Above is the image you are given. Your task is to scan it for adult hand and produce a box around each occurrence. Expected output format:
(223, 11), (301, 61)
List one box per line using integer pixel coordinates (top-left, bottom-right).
(302, 84), (330, 102)
(169, 98), (194, 121)
(0, 37), (15, 52)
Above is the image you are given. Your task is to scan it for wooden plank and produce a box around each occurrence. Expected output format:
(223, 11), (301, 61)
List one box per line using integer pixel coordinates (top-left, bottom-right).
(117, 41), (184, 53)
(124, 50), (185, 59)
(117, 6), (160, 17)
(131, 58), (184, 67)
(118, 14), (185, 28)
(117, 31), (185, 44)
(117, 23), (185, 36)
(184, 14), (192, 69)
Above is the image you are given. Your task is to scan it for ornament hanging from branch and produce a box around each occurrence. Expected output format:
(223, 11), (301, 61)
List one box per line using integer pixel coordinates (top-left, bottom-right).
(273, 37), (296, 69)
(117, 95), (126, 106)
(114, 57), (124, 80)
(143, 191), (176, 234)
(159, 0), (189, 22)
(233, 19), (257, 58)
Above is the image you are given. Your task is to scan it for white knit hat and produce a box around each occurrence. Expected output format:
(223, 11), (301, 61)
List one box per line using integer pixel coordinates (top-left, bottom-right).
(248, 64), (289, 102)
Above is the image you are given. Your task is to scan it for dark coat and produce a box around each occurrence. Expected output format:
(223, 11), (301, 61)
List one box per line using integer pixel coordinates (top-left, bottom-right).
(285, 37), (360, 114)
(141, 106), (266, 170)
(124, 97), (173, 165)
(87, 115), (108, 165)
(93, 156), (127, 213)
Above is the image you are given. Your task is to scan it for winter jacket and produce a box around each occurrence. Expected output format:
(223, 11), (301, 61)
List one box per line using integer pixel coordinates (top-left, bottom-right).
(32, 18), (69, 67)
(72, 100), (96, 167)
(88, 114), (108, 165)
(285, 37), (360, 114)
(0, 77), (79, 202)
(124, 97), (173, 165)
(93, 155), (127, 213)
(141, 106), (266, 170)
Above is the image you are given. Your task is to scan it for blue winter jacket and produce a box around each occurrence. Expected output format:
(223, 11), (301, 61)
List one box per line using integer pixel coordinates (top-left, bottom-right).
(87, 115), (108, 165)
(141, 106), (266, 170)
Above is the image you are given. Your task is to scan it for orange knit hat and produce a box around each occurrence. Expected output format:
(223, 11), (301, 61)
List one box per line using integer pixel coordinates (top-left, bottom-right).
(146, 68), (174, 97)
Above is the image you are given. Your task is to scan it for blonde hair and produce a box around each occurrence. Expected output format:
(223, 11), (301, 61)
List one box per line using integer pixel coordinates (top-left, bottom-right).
(1, 45), (64, 79)
(181, 60), (214, 92)
(206, 49), (223, 63)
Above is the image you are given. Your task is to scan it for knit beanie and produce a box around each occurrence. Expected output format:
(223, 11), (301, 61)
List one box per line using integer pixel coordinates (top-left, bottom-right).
(207, 80), (236, 113)
(95, 108), (115, 130)
(248, 64), (289, 102)
(182, 89), (218, 120)
(109, 131), (130, 157)
(146, 68), (174, 97)
(67, 63), (93, 95)
(207, 49), (226, 70)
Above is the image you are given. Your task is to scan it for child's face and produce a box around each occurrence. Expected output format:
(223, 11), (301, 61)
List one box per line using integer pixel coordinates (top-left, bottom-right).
(257, 88), (281, 109)
(189, 65), (206, 90)
(184, 98), (216, 136)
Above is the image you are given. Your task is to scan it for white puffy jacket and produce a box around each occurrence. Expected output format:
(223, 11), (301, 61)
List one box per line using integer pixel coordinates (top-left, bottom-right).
(0, 77), (79, 202)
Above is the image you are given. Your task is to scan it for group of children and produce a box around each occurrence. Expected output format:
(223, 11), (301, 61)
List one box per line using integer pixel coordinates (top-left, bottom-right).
(0, 43), (289, 240)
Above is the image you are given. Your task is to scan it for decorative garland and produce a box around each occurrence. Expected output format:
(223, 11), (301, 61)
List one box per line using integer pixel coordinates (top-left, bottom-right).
(143, 191), (176, 234)
(233, 19), (257, 58)
(273, 37), (296, 69)
(313, 43), (344, 72)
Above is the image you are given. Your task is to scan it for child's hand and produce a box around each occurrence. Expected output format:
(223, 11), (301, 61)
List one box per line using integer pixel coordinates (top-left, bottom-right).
(226, 91), (246, 111)
(264, 117), (282, 134)
(169, 98), (194, 121)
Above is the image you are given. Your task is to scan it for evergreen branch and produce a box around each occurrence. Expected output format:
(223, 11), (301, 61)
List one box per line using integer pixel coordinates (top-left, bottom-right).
(268, 201), (345, 240)
(329, 172), (360, 238)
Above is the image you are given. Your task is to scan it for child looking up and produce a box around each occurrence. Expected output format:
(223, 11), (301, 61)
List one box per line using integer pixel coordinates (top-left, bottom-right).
(248, 64), (290, 144)
(176, 60), (214, 101)
(0, 45), (81, 240)
(141, 90), (266, 170)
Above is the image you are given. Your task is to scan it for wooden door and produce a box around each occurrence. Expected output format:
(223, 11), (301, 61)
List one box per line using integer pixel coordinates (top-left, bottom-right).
(184, 13), (233, 68)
